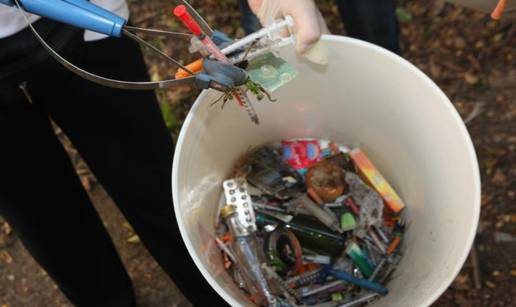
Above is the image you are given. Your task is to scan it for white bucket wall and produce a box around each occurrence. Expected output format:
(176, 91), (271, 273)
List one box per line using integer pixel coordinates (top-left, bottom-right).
(172, 35), (480, 307)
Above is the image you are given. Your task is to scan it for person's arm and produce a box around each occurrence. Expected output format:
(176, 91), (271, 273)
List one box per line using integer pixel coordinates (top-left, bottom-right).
(248, 0), (329, 53)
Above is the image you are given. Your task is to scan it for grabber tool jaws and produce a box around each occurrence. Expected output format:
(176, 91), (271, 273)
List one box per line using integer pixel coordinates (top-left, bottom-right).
(3, 0), (238, 91)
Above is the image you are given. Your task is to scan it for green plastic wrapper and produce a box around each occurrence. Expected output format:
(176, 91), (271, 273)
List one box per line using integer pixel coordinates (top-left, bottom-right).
(247, 52), (299, 92)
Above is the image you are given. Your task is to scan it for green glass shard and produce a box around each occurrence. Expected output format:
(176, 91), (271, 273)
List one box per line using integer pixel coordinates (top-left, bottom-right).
(346, 242), (374, 278)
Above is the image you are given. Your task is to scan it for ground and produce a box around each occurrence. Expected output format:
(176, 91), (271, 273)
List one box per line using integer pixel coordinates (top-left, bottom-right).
(0, 0), (515, 306)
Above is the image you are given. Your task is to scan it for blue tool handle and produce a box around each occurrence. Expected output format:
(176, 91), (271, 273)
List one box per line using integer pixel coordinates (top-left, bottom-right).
(330, 270), (389, 295)
(1, 0), (126, 37)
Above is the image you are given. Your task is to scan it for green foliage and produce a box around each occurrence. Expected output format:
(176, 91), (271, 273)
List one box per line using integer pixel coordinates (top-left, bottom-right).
(156, 89), (178, 131)
(396, 7), (413, 23)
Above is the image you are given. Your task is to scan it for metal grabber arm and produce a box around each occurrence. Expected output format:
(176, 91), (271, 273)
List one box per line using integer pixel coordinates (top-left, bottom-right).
(0, 0), (238, 91)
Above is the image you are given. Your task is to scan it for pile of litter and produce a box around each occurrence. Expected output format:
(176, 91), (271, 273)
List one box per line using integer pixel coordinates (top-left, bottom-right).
(215, 139), (406, 306)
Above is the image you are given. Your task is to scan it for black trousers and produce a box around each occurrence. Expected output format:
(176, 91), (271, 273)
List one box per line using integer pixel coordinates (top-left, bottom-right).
(0, 23), (227, 307)
(239, 0), (401, 54)
(335, 0), (401, 54)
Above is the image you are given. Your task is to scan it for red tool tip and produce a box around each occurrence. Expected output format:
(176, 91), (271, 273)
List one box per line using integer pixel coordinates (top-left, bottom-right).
(173, 5), (203, 36)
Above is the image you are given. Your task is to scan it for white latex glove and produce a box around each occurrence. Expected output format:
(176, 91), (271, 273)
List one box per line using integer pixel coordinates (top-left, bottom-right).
(248, 0), (329, 55)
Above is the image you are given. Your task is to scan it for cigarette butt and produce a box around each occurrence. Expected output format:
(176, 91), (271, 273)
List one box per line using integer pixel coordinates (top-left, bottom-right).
(491, 0), (507, 20)
(175, 58), (203, 79)
(387, 236), (401, 255)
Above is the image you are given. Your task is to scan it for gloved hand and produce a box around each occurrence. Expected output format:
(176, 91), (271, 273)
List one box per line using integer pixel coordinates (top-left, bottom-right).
(248, 0), (329, 54)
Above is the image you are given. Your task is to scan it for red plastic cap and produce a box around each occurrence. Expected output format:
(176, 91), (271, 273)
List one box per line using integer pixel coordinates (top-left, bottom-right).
(173, 5), (203, 36)
(173, 5), (187, 17)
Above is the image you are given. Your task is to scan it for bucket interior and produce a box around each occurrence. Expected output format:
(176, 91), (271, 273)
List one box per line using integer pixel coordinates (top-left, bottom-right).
(172, 35), (480, 306)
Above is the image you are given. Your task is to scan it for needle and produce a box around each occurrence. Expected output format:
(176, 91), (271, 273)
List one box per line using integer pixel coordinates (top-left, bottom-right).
(174, 5), (260, 124)
(124, 25), (193, 39)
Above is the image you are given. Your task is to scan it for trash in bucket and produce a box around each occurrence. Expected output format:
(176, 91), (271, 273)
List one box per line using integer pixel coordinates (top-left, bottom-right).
(214, 138), (407, 306)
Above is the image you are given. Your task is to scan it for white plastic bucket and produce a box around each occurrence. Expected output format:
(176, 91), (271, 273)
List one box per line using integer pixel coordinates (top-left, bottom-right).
(172, 35), (480, 307)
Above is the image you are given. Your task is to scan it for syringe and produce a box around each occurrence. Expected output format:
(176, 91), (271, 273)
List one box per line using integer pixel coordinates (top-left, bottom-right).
(174, 5), (260, 124)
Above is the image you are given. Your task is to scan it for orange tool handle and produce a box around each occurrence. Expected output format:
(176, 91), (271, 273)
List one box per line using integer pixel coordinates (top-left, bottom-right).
(491, 0), (507, 20)
(175, 58), (203, 79)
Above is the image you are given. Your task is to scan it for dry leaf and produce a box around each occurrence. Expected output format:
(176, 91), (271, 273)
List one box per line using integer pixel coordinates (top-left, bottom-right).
(455, 273), (469, 285)
(464, 72), (479, 85)
(2, 222), (11, 235)
(0, 222), (13, 248)
(122, 222), (134, 232)
(485, 281), (496, 288)
(454, 37), (466, 49)
(80, 176), (91, 191)
(127, 235), (141, 244)
(492, 169), (506, 185)
(0, 250), (13, 264)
